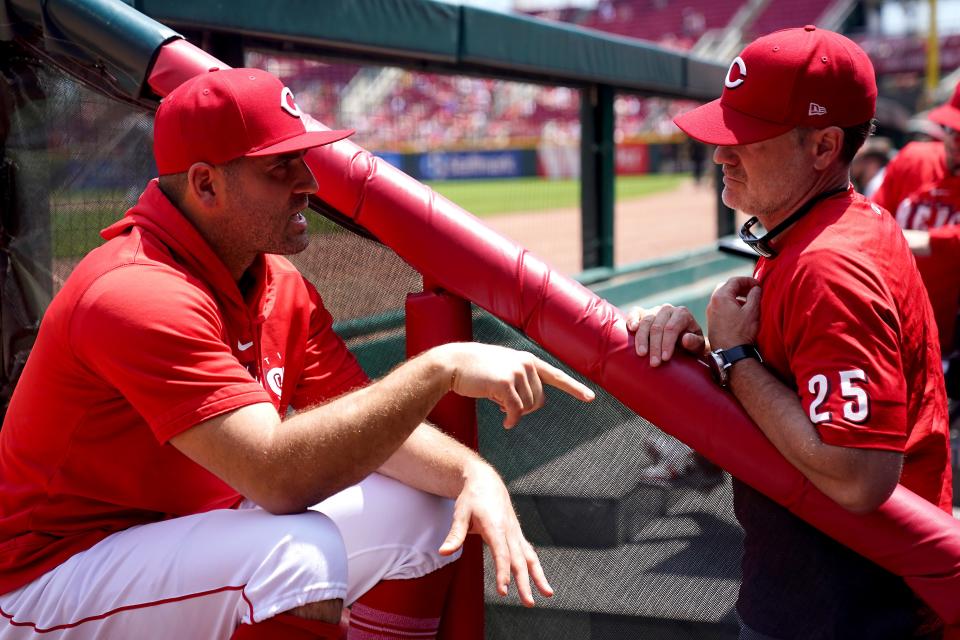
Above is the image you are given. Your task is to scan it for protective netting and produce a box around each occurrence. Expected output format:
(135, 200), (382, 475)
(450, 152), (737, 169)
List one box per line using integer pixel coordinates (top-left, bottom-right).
(249, 49), (587, 276)
(0, 43), (158, 414)
(473, 311), (739, 639)
(0, 43), (741, 638)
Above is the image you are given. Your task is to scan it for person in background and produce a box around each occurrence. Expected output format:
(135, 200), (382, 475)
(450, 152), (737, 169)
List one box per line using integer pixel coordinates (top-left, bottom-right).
(850, 135), (892, 198)
(873, 83), (960, 403)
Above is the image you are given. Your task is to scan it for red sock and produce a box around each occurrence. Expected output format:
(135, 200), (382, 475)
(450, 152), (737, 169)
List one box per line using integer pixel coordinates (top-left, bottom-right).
(347, 562), (457, 639)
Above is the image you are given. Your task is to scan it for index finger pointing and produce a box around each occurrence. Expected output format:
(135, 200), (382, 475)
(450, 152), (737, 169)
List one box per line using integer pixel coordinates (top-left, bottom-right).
(534, 360), (595, 402)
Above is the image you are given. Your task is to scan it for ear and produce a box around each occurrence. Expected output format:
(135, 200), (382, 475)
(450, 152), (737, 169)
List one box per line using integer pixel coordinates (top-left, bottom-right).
(184, 162), (224, 210)
(811, 126), (844, 171)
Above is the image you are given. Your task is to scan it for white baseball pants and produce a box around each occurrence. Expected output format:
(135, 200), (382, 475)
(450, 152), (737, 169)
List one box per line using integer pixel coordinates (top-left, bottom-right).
(0, 473), (458, 639)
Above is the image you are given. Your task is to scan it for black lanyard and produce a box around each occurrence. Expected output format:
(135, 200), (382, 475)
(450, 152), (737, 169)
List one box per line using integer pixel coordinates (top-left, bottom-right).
(738, 185), (849, 258)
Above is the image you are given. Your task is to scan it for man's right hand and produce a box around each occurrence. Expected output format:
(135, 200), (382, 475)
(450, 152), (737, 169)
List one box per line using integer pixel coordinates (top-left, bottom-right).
(434, 343), (595, 428)
(626, 304), (706, 367)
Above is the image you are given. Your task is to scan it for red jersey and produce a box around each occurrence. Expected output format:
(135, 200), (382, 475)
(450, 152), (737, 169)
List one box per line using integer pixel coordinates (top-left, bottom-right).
(871, 142), (960, 353)
(735, 187), (951, 637)
(754, 187), (951, 507)
(872, 141), (946, 219)
(0, 181), (367, 595)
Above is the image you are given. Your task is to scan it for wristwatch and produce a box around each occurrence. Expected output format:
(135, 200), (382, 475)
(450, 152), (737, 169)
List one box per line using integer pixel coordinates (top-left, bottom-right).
(707, 344), (762, 387)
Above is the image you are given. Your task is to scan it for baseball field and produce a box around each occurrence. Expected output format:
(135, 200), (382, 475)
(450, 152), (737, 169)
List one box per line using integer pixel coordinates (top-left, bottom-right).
(52, 173), (697, 262)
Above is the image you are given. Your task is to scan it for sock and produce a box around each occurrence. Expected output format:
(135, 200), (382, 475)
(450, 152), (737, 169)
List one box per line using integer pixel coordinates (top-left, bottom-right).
(347, 562), (457, 639)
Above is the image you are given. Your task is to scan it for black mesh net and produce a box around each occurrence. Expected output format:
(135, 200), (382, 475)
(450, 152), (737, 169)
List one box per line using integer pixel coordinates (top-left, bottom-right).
(0, 41), (741, 639)
(473, 311), (739, 638)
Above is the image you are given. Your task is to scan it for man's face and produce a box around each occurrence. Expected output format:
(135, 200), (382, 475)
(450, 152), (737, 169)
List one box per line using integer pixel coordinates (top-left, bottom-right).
(220, 151), (319, 257)
(713, 129), (816, 223)
(943, 126), (960, 175)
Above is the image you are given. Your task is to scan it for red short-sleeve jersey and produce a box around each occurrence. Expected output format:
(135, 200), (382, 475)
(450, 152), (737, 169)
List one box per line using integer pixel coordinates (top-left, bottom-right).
(0, 181), (367, 594)
(754, 187), (951, 511)
(872, 142), (960, 354)
(872, 141), (946, 217)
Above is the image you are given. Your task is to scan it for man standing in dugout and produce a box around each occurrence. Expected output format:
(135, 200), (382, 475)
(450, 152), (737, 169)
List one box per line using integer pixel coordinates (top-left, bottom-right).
(628, 27), (951, 638)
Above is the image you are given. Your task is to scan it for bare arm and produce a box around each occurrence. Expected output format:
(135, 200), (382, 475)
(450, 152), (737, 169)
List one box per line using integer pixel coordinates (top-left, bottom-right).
(726, 359), (901, 512)
(171, 342), (592, 606)
(902, 228), (931, 256)
(171, 342), (593, 514)
(170, 347), (455, 514)
(709, 277), (902, 513)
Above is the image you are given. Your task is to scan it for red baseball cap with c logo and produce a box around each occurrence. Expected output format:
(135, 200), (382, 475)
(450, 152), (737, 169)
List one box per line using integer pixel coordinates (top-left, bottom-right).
(675, 26), (877, 145)
(929, 82), (960, 132)
(153, 68), (354, 175)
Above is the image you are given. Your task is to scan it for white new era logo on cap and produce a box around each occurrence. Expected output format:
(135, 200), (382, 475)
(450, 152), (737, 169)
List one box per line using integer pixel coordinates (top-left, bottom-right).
(808, 102), (827, 116)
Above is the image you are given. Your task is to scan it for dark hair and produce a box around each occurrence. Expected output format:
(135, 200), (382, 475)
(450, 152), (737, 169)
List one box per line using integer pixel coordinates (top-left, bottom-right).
(157, 172), (188, 209)
(156, 157), (242, 209)
(839, 119), (877, 165)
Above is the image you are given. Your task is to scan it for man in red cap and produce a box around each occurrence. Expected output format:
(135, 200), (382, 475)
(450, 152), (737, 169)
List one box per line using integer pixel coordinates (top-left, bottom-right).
(627, 27), (950, 638)
(873, 84), (960, 398)
(0, 68), (595, 638)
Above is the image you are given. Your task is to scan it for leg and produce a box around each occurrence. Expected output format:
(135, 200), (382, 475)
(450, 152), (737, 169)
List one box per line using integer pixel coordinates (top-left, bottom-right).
(312, 473), (460, 639)
(311, 473), (459, 605)
(0, 508), (347, 639)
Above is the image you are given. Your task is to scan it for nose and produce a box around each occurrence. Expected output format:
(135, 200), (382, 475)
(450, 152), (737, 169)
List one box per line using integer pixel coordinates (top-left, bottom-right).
(293, 156), (319, 195)
(713, 145), (737, 166)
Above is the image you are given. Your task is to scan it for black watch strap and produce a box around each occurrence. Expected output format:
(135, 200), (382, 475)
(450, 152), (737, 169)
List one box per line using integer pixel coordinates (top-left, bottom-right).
(723, 344), (762, 367)
(709, 344), (762, 387)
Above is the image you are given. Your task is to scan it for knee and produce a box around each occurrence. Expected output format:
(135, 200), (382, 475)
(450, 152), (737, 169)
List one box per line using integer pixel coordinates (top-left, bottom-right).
(288, 598), (344, 625)
(244, 510), (348, 601)
(277, 510), (348, 577)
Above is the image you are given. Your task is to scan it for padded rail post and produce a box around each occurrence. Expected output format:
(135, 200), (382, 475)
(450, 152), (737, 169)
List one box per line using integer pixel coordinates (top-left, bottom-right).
(405, 286), (483, 640)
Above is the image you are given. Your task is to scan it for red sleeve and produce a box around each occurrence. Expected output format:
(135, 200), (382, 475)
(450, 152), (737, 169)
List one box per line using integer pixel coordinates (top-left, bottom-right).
(872, 142), (944, 216)
(783, 253), (908, 452)
(69, 265), (271, 443)
(290, 283), (369, 410)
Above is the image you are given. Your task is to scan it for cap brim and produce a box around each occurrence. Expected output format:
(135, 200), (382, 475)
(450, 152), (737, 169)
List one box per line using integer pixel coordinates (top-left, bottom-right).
(674, 99), (794, 145)
(928, 104), (960, 131)
(247, 128), (355, 157)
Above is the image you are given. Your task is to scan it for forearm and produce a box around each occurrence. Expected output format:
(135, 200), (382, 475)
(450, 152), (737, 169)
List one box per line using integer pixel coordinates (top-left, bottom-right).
(265, 350), (454, 511)
(727, 359), (897, 511)
(172, 341), (589, 516)
(378, 422), (488, 498)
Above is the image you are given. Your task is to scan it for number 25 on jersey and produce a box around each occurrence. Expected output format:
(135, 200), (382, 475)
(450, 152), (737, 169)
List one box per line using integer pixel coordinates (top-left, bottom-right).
(807, 369), (870, 424)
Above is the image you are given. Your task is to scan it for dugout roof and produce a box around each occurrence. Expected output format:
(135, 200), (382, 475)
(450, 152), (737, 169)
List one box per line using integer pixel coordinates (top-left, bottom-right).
(0, 0), (725, 103)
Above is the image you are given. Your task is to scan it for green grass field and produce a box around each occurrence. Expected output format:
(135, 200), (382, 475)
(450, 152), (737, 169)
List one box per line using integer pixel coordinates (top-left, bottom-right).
(426, 174), (688, 217)
(52, 174), (690, 258)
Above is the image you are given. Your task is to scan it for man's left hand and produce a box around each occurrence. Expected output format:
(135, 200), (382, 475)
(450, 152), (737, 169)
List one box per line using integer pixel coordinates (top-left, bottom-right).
(438, 459), (551, 607)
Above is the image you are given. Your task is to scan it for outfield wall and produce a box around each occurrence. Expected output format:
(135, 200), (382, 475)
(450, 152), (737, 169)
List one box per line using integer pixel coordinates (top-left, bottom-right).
(375, 142), (684, 181)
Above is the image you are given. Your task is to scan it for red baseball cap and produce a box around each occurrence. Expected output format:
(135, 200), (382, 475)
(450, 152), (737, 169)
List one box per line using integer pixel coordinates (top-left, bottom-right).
(929, 82), (960, 131)
(153, 68), (354, 175)
(675, 26), (877, 145)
